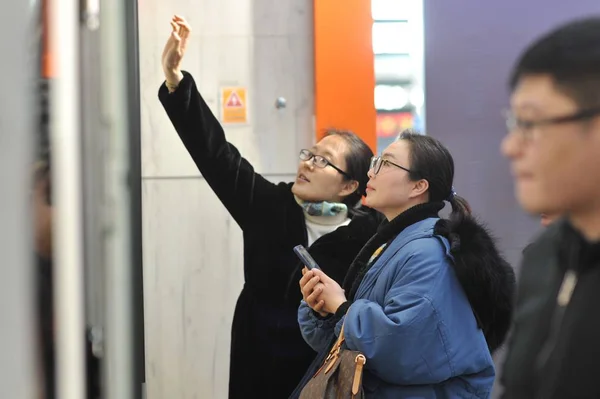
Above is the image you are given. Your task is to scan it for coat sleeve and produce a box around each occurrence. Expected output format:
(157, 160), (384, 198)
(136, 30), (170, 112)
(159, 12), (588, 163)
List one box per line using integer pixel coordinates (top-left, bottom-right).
(340, 238), (458, 386)
(158, 71), (285, 230)
(298, 300), (337, 352)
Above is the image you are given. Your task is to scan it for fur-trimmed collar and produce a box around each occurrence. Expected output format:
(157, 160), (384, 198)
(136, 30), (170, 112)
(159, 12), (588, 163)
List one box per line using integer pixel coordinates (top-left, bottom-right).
(435, 215), (516, 352)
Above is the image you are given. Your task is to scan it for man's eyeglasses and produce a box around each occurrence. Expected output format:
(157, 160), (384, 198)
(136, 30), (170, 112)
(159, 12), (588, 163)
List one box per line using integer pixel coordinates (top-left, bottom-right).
(370, 156), (413, 176)
(299, 149), (352, 179)
(504, 107), (600, 141)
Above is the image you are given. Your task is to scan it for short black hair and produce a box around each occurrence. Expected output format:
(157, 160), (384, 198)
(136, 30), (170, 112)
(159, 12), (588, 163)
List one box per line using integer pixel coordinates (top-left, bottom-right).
(509, 16), (600, 109)
(324, 129), (373, 209)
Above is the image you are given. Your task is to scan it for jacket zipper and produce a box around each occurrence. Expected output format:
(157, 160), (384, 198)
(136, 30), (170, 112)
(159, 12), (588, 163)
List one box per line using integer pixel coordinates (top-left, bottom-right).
(534, 244), (580, 379)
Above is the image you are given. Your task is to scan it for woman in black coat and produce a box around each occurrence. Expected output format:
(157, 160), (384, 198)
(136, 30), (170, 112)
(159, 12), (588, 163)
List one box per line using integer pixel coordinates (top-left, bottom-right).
(159, 16), (383, 398)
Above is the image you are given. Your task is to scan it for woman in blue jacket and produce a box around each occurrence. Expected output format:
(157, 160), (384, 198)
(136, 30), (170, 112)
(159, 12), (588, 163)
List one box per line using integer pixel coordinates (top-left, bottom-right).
(298, 130), (516, 398)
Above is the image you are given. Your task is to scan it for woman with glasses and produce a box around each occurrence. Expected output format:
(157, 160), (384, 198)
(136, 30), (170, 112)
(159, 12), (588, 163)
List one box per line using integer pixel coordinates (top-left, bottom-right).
(159, 16), (383, 399)
(298, 130), (516, 398)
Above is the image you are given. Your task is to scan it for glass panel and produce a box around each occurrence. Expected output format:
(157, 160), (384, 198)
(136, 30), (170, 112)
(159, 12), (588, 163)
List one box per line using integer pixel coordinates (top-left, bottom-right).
(371, 0), (409, 21)
(372, 22), (411, 54)
(374, 85), (410, 111)
(409, 86), (424, 108)
(374, 54), (414, 82)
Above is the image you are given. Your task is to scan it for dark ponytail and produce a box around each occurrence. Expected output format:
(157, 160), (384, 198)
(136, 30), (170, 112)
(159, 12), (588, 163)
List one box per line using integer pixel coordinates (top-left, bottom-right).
(399, 129), (471, 219)
(448, 194), (471, 219)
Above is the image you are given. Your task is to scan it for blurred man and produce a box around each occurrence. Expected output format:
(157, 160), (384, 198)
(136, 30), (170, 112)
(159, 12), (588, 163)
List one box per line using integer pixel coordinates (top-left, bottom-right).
(501, 17), (600, 399)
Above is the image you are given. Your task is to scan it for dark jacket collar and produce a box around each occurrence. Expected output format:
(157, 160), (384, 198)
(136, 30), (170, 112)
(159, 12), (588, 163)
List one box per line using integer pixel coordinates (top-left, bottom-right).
(558, 220), (600, 274)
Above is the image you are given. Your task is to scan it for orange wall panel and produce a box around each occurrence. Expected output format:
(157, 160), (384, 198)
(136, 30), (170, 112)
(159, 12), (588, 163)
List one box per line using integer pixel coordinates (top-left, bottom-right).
(41, 0), (54, 78)
(314, 0), (376, 152)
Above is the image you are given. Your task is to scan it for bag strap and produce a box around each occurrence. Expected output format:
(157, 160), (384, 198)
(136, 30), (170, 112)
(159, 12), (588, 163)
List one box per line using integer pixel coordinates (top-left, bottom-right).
(313, 323), (348, 377)
(327, 323), (346, 356)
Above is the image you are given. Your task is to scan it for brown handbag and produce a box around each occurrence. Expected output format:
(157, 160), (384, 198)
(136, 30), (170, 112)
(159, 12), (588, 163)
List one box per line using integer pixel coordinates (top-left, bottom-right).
(299, 325), (367, 399)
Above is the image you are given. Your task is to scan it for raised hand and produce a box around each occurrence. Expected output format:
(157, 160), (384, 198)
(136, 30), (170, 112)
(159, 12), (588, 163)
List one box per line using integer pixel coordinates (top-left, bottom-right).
(161, 15), (191, 87)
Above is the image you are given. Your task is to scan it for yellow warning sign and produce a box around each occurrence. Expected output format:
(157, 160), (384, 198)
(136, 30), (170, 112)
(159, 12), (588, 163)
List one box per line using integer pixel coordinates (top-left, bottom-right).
(220, 87), (248, 124)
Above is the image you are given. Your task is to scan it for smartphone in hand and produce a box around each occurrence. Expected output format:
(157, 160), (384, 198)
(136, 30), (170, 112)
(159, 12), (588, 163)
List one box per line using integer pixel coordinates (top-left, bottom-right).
(293, 245), (320, 270)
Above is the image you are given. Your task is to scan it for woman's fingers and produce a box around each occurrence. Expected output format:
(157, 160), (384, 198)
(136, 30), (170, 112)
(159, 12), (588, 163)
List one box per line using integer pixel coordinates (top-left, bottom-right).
(303, 275), (320, 295)
(176, 19), (192, 37)
(299, 269), (314, 289)
(172, 15), (191, 35)
(169, 21), (181, 42)
(312, 268), (333, 284)
(301, 275), (320, 299)
(313, 300), (325, 313)
(305, 283), (323, 305)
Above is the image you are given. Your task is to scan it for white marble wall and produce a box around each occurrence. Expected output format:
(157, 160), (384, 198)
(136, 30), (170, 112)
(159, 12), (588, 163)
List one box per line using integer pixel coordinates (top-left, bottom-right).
(139, 1), (314, 397)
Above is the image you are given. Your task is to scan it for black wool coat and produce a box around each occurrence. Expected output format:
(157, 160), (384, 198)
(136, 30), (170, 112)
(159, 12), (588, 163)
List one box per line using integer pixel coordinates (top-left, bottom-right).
(159, 72), (383, 399)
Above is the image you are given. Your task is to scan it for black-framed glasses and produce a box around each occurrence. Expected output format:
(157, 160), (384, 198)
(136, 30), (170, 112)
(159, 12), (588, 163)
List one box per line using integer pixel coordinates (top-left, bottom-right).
(299, 149), (352, 179)
(370, 156), (412, 176)
(504, 107), (600, 141)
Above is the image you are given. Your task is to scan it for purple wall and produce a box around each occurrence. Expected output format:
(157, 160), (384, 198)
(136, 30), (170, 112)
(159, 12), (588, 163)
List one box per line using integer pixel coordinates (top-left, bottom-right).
(424, 2), (600, 396)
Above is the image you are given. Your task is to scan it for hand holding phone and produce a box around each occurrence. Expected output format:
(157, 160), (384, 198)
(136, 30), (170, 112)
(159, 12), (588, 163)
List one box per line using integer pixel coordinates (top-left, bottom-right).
(293, 245), (320, 270)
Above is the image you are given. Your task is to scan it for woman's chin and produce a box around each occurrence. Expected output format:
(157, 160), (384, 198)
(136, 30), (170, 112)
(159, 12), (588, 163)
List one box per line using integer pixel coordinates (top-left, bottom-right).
(291, 184), (310, 201)
(291, 182), (301, 195)
(293, 186), (325, 203)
